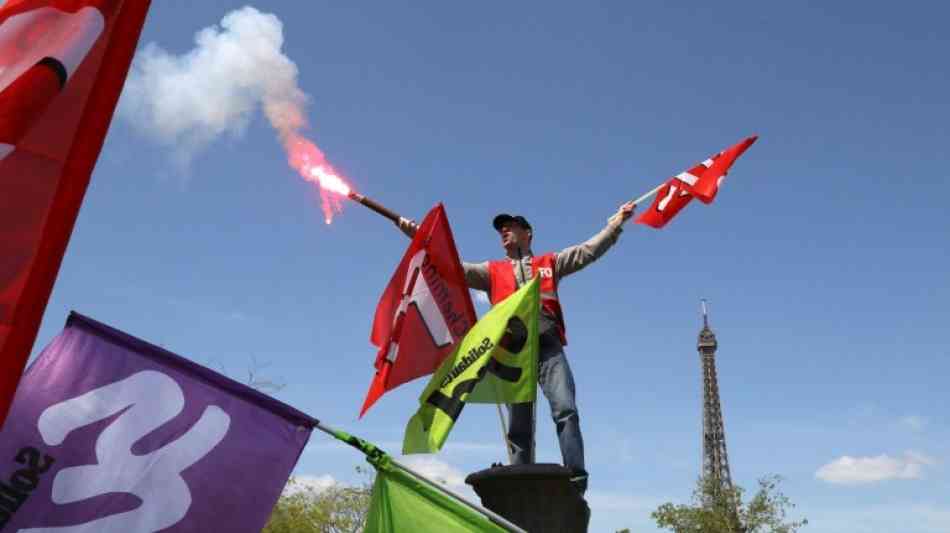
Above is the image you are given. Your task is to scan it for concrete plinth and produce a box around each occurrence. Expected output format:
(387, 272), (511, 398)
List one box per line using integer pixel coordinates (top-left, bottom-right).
(465, 464), (589, 533)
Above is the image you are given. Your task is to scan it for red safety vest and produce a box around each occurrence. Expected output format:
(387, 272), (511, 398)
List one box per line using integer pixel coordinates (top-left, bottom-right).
(488, 253), (567, 345)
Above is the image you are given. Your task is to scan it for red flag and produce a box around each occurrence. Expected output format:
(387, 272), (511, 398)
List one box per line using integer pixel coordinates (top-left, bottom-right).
(635, 176), (696, 229)
(686, 135), (758, 204)
(635, 135), (758, 228)
(0, 0), (151, 427)
(360, 204), (476, 417)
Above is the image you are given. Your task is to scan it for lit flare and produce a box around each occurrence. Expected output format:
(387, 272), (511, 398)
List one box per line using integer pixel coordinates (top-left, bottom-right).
(284, 132), (353, 224)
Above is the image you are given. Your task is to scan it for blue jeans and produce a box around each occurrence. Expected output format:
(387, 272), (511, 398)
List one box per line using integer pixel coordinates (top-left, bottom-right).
(506, 343), (588, 493)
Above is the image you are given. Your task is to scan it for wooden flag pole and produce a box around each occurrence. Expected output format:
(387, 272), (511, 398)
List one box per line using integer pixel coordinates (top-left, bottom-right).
(607, 182), (665, 225)
(633, 182), (666, 206)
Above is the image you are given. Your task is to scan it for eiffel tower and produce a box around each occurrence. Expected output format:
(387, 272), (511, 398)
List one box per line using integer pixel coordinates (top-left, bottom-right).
(698, 299), (734, 492)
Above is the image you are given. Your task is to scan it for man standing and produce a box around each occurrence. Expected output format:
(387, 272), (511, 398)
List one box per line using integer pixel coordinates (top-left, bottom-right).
(396, 201), (635, 495)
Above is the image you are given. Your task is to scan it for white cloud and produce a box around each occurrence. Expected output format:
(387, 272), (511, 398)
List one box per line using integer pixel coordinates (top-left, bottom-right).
(815, 451), (937, 485)
(119, 6), (306, 165)
(285, 474), (336, 495)
(901, 415), (929, 432)
(396, 455), (468, 491)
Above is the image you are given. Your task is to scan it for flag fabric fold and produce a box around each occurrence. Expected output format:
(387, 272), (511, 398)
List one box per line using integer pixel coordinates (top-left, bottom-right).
(635, 135), (758, 229)
(361, 203), (476, 417)
(0, 312), (315, 532)
(635, 175), (696, 229)
(0, 0), (152, 427)
(403, 277), (539, 454)
(320, 425), (521, 532)
(365, 454), (511, 533)
(685, 135), (758, 204)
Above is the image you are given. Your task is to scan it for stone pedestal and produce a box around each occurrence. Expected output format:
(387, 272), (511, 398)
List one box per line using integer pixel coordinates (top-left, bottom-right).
(465, 464), (589, 533)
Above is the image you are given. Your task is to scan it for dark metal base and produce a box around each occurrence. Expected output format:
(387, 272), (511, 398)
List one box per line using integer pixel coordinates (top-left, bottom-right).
(465, 464), (590, 533)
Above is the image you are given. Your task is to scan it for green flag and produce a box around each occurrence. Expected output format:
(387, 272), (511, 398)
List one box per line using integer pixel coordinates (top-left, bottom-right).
(319, 425), (520, 532)
(365, 453), (510, 532)
(403, 277), (540, 454)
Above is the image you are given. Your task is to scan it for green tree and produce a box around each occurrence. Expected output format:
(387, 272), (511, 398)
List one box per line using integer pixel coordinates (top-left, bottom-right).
(652, 475), (807, 533)
(263, 469), (373, 533)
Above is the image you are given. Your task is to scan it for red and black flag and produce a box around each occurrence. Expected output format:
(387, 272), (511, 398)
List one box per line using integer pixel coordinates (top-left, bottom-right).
(0, 0), (151, 427)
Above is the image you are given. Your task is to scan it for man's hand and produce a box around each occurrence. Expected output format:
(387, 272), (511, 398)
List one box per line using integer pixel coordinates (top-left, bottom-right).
(607, 200), (636, 227)
(396, 216), (418, 238)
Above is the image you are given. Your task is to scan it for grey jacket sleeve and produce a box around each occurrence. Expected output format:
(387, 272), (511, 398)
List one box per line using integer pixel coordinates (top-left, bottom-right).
(463, 261), (491, 292)
(396, 219), (488, 291)
(555, 221), (624, 279)
(393, 216), (488, 291)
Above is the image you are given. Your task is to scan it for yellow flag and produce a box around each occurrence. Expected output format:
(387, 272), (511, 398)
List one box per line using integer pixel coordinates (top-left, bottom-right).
(403, 277), (539, 454)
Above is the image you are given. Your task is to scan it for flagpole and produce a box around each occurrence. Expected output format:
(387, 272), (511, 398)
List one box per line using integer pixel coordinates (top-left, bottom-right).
(494, 384), (515, 464)
(607, 181), (665, 225)
(512, 248), (537, 465)
(390, 456), (528, 533)
(530, 385), (537, 464)
(347, 191), (404, 225)
(633, 182), (665, 205)
(314, 421), (527, 533)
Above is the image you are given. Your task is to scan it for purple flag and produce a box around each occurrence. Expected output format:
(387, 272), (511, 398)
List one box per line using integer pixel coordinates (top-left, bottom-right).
(0, 312), (317, 532)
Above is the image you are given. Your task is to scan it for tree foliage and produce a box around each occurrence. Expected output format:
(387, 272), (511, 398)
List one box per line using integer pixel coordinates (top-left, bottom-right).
(263, 470), (373, 533)
(652, 475), (807, 533)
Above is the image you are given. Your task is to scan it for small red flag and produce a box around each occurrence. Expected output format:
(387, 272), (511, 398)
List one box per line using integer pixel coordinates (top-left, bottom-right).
(686, 135), (758, 204)
(360, 204), (476, 417)
(636, 135), (758, 229)
(0, 0), (152, 427)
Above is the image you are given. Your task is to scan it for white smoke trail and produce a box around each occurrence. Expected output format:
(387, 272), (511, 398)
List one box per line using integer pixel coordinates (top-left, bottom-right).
(119, 6), (308, 166)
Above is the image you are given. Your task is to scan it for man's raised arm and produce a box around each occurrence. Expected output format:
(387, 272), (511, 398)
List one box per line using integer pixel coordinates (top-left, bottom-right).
(393, 217), (489, 291)
(463, 262), (490, 292)
(555, 201), (635, 279)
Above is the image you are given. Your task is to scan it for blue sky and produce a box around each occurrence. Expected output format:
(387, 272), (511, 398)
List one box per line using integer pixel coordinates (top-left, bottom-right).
(22, 1), (950, 531)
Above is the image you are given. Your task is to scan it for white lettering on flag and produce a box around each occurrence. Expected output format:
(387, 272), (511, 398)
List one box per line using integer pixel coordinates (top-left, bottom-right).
(386, 249), (453, 363)
(658, 186), (676, 211)
(0, 7), (104, 93)
(25, 370), (230, 533)
(675, 172), (698, 186)
(657, 183), (692, 212)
